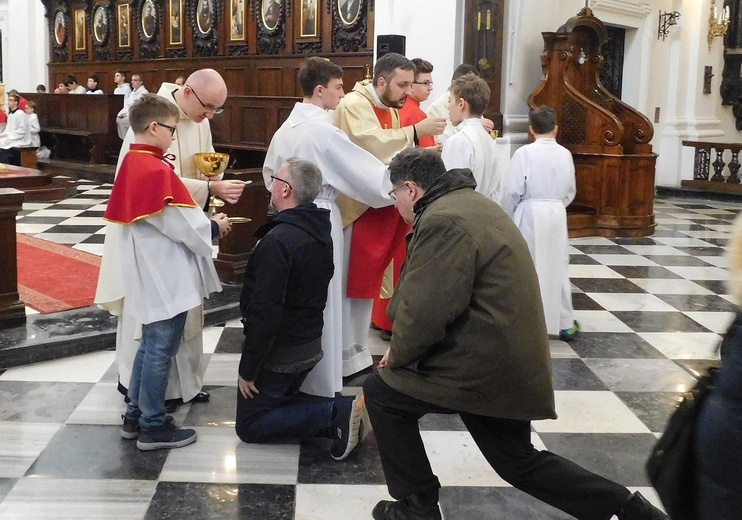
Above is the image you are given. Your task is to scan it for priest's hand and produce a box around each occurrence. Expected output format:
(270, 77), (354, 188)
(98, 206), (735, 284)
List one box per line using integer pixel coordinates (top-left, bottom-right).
(481, 117), (495, 132)
(211, 212), (232, 239)
(210, 179), (247, 205)
(415, 117), (447, 137)
(238, 376), (259, 399)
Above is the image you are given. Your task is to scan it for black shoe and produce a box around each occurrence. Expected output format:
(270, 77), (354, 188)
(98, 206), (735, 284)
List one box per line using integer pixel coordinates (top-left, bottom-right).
(189, 391), (210, 403)
(616, 492), (668, 520)
(330, 395), (364, 460)
(165, 399), (182, 413)
(372, 497), (442, 520)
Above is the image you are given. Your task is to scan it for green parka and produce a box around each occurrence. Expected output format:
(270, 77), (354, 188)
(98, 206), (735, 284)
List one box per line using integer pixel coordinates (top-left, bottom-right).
(380, 169), (557, 421)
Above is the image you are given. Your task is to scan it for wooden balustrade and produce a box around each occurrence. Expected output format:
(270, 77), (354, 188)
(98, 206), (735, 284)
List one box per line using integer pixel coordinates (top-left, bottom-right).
(682, 141), (742, 192)
(0, 188), (26, 329)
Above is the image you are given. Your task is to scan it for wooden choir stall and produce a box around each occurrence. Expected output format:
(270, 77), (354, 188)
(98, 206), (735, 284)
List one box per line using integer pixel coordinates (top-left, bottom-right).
(529, 7), (657, 237)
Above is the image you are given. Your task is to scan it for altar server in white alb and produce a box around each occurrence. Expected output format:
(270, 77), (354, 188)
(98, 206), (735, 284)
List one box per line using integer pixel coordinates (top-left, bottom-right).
(441, 73), (500, 201)
(499, 105), (579, 341)
(262, 57), (393, 397)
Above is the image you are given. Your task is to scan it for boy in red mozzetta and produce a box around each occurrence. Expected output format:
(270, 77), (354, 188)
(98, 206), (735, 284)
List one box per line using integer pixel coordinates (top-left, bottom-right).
(97, 93), (231, 451)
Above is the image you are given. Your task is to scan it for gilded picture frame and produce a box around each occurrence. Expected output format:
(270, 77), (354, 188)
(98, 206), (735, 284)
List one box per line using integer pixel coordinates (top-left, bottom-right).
(230, 0), (246, 41)
(141, 0), (157, 40)
(53, 11), (67, 46)
(169, 0), (183, 45)
(93, 5), (108, 44)
(300, 0), (318, 38)
(74, 9), (86, 51)
(261, 0), (281, 32)
(196, 0), (214, 36)
(338, 0), (361, 27)
(118, 4), (131, 47)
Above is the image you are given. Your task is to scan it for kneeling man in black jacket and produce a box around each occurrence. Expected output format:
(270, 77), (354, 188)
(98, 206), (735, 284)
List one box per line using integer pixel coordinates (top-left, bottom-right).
(236, 157), (365, 461)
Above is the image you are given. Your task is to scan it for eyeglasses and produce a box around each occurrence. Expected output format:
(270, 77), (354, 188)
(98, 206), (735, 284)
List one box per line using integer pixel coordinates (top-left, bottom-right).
(271, 175), (293, 190)
(388, 185), (404, 201)
(413, 81), (433, 86)
(186, 84), (224, 115)
(156, 122), (177, 136)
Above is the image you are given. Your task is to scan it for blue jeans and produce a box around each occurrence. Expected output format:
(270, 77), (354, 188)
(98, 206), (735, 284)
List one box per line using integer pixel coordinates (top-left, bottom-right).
(126, 312), (188, 430)
(235, 369), (334, 443)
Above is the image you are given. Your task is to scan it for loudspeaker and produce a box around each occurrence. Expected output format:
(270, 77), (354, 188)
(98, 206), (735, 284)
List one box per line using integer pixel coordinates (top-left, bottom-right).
(377, 34), (406, 58)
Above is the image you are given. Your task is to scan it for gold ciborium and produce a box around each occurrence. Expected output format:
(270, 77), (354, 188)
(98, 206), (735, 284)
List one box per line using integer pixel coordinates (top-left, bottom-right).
(195, 152), (230, 214)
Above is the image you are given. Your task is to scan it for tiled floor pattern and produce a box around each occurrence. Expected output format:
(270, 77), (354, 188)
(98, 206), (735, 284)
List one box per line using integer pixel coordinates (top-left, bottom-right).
(1, 187), (738, 518)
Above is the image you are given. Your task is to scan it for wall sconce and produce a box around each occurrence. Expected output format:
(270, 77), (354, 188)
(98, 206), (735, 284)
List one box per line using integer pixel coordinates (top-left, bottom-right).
(658, 10), (680, 41)
(708, 0), (730, 50)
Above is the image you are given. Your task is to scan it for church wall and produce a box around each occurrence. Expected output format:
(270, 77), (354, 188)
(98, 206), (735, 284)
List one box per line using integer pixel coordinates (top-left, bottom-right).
(0, 0), (48, 94)
(374, 0), (461, 112)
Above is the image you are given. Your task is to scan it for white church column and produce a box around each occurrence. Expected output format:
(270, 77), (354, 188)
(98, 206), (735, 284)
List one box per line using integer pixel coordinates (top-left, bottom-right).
(0, 0), (49, 92)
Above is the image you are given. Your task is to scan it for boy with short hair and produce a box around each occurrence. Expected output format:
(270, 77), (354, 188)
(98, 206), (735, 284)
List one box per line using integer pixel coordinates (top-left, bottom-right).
(398, 58), (437, 150)
(499, 105), (579, 340)
(441, 72), (500, 201)
(25, 101), (40, 148)
(99, 93), (231, 451)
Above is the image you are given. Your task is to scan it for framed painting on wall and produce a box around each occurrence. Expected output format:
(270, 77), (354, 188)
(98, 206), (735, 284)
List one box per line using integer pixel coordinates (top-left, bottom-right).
(74, 9), (86, 51)
(93, 5), (108, 44)
(300, 0), (317, 37)
(118, 4), (131, 47)
(169, 0), (183, 45)
(262, 0), (281, 31)
(230, 0), (245, 41)
(54, 11), (67, 45)
(338, 0), (361, 26)
(195, 0), (214, 35)
(141, 0), (157, 39)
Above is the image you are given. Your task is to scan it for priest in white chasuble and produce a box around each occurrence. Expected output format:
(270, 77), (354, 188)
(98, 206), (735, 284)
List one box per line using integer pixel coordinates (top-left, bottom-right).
(99, 69), (246, 406)
(263, 57), (393, 396)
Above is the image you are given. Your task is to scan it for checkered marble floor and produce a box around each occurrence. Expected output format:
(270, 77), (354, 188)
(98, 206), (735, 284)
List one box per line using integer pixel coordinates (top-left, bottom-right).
(1, 194), (739, 518)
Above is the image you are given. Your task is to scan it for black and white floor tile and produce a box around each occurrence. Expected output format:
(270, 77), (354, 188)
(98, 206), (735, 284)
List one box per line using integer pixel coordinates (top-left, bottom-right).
(2, 190), (739, 518)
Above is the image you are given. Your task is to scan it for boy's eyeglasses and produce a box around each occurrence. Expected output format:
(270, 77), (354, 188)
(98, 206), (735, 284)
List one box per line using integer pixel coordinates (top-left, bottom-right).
(156, 122), (177, 136)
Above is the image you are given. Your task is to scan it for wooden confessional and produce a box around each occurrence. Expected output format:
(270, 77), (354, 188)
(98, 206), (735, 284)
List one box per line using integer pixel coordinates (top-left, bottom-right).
(529, 7), (657, 237)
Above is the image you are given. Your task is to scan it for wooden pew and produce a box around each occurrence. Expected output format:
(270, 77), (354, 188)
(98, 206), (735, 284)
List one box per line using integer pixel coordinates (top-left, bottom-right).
(22, 93), (123, 165)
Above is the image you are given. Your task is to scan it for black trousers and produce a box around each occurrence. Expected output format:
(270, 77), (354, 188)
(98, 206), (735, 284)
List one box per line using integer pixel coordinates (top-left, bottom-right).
(363, 372), (631, 520)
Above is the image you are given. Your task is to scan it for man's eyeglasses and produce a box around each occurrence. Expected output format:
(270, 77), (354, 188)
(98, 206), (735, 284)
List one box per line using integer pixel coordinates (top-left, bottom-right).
(271, 175), (293, 190)
(413, 81), (433, 86)
(156, 122), (177, 136)
(388, 185), (403, 201)
(186, 84), (225, 115)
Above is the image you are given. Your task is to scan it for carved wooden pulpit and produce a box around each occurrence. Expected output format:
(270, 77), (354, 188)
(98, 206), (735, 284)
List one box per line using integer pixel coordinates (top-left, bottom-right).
(529, 8), (657, 237)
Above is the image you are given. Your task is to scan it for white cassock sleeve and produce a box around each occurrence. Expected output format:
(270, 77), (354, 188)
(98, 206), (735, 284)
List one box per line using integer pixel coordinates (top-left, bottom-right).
(144, 207), (214, 258)
(498, 148), (527, 218)
(441, 133), (475, 172)
(320, 131), (393, 208)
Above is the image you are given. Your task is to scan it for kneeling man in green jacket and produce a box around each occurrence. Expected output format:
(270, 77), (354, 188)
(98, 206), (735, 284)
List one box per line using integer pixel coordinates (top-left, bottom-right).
(364, 148), (667, 520)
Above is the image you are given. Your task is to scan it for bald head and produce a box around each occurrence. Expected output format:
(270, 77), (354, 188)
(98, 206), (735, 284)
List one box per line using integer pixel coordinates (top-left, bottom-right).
(177, 68), (228, 122)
